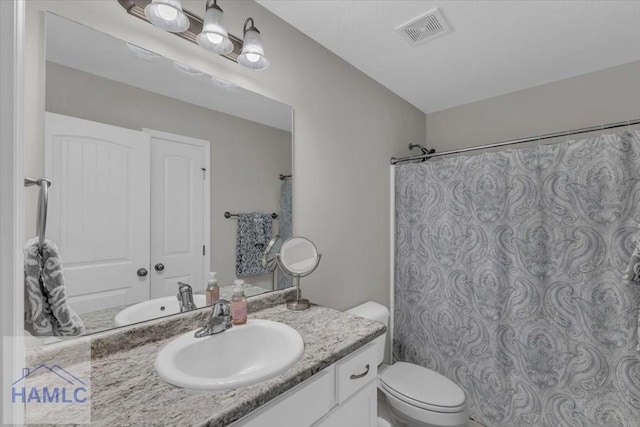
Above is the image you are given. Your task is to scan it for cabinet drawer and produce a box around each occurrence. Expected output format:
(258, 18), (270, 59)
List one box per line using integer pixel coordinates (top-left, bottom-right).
(335, 342), (378, 403)
(233, 365), (336, 427)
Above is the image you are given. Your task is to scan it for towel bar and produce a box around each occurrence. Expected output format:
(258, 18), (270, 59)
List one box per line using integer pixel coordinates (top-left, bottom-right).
(225, 211), (278, 219)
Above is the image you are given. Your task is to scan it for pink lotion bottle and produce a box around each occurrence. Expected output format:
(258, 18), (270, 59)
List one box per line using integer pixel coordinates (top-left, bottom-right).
(206, 272), (219, 306)
(231, 279), (247, 325)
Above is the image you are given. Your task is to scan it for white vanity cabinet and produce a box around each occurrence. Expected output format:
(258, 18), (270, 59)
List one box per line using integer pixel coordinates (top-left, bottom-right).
(232, 342), (378, 427)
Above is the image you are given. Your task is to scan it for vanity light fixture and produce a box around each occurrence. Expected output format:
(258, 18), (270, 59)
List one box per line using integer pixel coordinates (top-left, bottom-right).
(119, 0), (269, 71)
(237, 18), (269, 71)
(197, 0), (233, 55)
(144, 0), (190, 33)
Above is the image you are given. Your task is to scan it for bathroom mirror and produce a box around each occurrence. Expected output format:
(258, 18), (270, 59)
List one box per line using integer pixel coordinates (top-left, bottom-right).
(26, 12), (294, 341)
(277, 237), (321, 311)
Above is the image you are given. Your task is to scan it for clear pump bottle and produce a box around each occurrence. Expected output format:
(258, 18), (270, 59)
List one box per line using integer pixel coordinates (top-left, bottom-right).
(231, 279), (247, 325)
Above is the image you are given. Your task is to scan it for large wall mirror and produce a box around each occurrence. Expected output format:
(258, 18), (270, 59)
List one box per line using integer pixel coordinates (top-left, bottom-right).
(26, 13), (293, 342)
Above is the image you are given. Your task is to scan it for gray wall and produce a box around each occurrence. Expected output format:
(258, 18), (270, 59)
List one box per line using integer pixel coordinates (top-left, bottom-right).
(46, 62), (291, 289)
(25, 1), (426, 311)
(426, 61), (640, 150)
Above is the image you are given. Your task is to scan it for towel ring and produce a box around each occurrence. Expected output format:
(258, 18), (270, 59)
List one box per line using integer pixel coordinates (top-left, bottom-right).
(25, 177), (52, 253)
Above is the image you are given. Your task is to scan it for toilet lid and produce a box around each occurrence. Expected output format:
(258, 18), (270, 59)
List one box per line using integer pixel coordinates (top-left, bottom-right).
(379, 362), (466, 412)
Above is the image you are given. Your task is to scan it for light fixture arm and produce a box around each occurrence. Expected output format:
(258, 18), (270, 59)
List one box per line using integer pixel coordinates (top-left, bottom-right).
(243, 17), (260, 35)
(206, 0), (222, 13)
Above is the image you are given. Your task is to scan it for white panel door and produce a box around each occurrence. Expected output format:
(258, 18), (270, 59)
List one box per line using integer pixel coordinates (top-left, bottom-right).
(45, 113), (151, 314)
(148, 130), (207, 298)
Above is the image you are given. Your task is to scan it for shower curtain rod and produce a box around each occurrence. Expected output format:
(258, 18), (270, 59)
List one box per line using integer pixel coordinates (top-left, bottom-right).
(390, 118), (640, 165)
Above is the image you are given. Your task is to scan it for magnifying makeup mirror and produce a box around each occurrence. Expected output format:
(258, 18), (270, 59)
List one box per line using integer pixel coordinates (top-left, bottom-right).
(262, 235), (283, 291)
(271, 236), (321, 310)
(262, 235), (282, 272)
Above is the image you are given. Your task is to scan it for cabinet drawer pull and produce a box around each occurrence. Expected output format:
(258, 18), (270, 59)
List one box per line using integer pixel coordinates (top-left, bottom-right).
(350, 364), (370, 380)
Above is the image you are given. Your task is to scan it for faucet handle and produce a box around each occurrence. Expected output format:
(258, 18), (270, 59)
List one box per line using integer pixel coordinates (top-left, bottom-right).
(195, 299), (232, 338)
(213, 300), (232, 331)
(212, 299), (230, 318)
(177, 282), (197, 312)
(177, 281), (192, 291)
(177, 282), (192, 299)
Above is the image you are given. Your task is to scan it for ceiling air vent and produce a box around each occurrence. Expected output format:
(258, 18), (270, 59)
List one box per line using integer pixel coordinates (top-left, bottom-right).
(396, 8), (451, 46)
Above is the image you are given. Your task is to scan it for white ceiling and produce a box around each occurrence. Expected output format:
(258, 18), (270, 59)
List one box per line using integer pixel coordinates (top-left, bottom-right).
(258, 0), (640, 114)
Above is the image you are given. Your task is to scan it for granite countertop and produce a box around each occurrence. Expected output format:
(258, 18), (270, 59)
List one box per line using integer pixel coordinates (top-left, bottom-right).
(79, 283), (270, 335)
(34, 302), (385, 426)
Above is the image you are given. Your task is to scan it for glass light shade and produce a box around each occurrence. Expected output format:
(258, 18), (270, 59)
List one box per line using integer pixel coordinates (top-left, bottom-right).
(173, 61), (205, 76)
(212, 76), (237, 89)
(238, 30), (269, 71)
(126, 43), (161, 61)
(144, 0), (190, 33)
(196, 6), (233, 54)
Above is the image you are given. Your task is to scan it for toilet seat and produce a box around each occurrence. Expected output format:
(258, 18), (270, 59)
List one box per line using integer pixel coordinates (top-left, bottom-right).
(379, 362), (466, 414)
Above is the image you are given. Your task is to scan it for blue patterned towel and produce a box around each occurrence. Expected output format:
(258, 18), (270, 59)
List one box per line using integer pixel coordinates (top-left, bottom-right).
(235, 213), (272, 277)
(24, 238), (85, 336)
(623, 225), (640, 351)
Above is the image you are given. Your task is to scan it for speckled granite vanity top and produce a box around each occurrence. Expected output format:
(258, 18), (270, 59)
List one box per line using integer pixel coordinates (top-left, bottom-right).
(25, 291), (385, 426)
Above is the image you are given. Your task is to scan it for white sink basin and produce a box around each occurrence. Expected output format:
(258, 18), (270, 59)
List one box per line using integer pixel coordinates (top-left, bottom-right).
(155, 319), (304, 391)
(113, 295), (207, 327)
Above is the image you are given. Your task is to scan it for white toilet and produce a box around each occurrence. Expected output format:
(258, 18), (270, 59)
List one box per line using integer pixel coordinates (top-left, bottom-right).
(347, 302), (469, 427)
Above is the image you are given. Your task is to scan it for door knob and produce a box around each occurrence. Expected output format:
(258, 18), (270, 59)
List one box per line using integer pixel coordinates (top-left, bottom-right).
(155, 263), (165, 272)
(137, 268), (148, 277)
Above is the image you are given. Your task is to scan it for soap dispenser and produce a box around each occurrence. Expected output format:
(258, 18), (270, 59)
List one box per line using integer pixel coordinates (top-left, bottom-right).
(231, 279), (247, 325)
(206, 272), (219, 306)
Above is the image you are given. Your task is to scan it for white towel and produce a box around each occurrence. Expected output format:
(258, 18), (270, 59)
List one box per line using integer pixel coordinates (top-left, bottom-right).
(24, 238), (84, 337)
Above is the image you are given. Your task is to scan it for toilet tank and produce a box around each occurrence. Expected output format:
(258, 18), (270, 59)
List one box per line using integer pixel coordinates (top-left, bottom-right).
(346, 301), (389, 366)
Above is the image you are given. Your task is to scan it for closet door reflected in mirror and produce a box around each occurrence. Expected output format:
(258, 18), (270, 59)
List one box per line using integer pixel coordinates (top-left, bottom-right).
(29, 12), (293, 341)
(45, 113), (152, 314)
(45, 114), (209, 315)
(147, 129), (208, 300)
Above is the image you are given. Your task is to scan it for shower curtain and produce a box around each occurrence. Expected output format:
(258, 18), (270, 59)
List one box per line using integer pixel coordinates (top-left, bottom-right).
(278, 177), (293, 289)
(394, 130), (640, 426)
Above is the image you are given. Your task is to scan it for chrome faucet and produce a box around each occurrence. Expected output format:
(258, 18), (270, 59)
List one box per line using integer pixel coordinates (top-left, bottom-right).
(195, 300), (232, 338)
(177, 282), (198, 313)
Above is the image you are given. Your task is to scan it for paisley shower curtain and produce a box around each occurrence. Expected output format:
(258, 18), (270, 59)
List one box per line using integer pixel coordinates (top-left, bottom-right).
(278, 177), (293, 289)
(394, 130), (640, 426)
